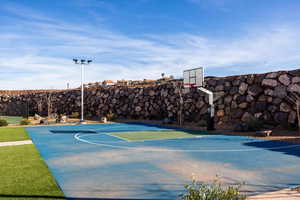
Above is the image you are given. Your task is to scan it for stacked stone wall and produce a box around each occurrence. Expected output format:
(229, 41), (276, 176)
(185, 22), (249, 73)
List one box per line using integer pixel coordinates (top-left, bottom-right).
(1, 69), (300, 127)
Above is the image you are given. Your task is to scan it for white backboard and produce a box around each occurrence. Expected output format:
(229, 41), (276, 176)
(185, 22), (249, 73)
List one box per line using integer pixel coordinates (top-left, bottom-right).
(183, 67), (204, 88)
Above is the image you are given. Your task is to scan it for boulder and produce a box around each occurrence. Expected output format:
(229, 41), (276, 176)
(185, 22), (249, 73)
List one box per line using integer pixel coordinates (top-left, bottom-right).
(239, 82), (248, 95)
(254, 102), (267, 112)
(267, 96), (273, 103)
(262, 79), (278, 87)
(288, 84), (300, 94)
(241, 112), (254, 122)
(246, 95), (254, 102)
(248, 85), (263, 96)
(229, 87), (239, 95)
(292, 77), (300, 83)
(256, 130), (272, 137)
(254, 112), (263, 119)
(274, 112), (289, 123)
(264, 89), (274, 96)
(207, 79), (217, 86)
(280, 102), (291, 112)
(288, 69), (300, 76)
(225, 82), (231, 87)
(273, 85), (287, 98)
(100, 117), (107, 123)
(135, 106), (142, 112)
(224, 95), (233, 105)
(149, 90), (156, 96)
(278, 74), (290, 86)
(215, 85), (224, 91)
(233, 79), (241, 86)
(231, 101), (238, 109)
(196, 101), (204, 109)
(216, 110), (225, 117)
(288, 111), (297, 124)
(272, 98), (282, 105)
(266, 72), (278, 79)
(258, 95), (267, 102)
(232, 109), (244, 119)
(268, 105), (277, 113)
(34, 114), (42, 120)
(238, 102), (248, 109)
(247, 75), (255, 84)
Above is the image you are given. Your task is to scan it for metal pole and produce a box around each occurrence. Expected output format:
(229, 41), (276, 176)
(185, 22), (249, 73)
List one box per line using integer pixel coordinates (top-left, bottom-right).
(81, 63), (84, 122)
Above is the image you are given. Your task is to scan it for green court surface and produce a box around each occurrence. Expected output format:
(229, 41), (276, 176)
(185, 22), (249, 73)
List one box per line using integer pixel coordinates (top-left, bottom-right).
(109, 130), (206, 141)
(0, 116), (23, 124)
(0, 144), (65, 200)
(0, 127), (29, 142)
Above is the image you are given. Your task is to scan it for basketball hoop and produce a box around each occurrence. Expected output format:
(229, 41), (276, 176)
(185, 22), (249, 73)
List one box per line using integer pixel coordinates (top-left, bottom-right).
(182, 67), (215, 130)
(183, 83), (195, 93)
(183, 67), (204, 88)
(184, 83), (196, 88)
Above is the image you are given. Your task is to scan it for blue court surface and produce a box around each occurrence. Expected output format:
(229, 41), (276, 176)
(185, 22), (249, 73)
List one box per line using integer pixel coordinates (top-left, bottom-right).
(26, 123), (300, 199)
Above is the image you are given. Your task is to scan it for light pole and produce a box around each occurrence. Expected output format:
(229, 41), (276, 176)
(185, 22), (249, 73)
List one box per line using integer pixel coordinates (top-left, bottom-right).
(73, 58), (92, 123)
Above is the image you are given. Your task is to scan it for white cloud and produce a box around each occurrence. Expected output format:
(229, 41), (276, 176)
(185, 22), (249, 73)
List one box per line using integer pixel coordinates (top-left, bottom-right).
(0, 3), (300, 89)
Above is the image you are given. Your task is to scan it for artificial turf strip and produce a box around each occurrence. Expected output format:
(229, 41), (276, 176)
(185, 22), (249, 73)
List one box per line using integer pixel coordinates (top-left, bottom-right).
(0, 144), (64, 200)
(110, 130), (207, 141)
(0, 127), (30, 142)
(0, 116), (23, 125)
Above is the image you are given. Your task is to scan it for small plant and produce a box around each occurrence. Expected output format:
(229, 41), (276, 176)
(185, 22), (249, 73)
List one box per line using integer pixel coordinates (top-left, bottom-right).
(69, 112), (80, 118)
(106, 112), (116, 121)
(0, 119), (8, 126)
(20, 119), (30, 125)
(199, 120), (207, 127)
(180, 179), (246, 200)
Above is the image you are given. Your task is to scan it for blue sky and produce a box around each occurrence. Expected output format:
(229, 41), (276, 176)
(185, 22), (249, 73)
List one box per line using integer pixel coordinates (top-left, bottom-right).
(1, 0), (300, 89)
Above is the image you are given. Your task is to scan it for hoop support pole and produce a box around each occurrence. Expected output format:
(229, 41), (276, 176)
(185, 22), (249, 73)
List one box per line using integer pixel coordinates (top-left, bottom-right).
(198, 87), (214, 116)
(198, 87), (215, 130)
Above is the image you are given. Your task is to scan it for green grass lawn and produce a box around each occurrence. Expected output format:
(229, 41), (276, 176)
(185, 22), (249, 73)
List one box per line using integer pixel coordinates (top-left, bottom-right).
(110, 130), (208, 141)
(0, 116), (23, 125)
(0, 127), (30, 142)
(0, 144), (64, 200)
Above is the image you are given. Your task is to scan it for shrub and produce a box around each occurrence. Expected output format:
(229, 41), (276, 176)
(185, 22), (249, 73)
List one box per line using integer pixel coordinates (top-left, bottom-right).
(0, 119), (8, 126)
(245, 119), (264, 131)
(198, 120), (207, 127)
(20, 119), (30, 125)
(106, 112), (116, 121)
(180, 179), (246, 200)
(69, 112), (80, 118)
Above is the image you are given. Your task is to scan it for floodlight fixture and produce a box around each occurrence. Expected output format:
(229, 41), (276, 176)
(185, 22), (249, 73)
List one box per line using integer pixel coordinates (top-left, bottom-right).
(72, 58), (93, 123)
(73, 59), (78, 64)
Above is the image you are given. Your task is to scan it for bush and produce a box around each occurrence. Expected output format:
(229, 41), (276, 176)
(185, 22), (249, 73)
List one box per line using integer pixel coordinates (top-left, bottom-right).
(20, 119), (30, 125)
(0, 119), (8, 126)
(69, 112), (80, 118)
(245, 119), (264, 131)
(198, 120), (207, 127)
(180, 179), (246, 200)
(106, 112), (116, 121)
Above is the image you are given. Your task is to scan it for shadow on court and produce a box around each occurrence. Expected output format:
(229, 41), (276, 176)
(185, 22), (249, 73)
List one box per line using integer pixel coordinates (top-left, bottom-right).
(244, 140), (300, 158)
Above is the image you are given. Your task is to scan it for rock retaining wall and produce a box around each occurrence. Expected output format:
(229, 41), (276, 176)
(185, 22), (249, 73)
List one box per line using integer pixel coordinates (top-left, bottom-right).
(1, 69), (299, 127)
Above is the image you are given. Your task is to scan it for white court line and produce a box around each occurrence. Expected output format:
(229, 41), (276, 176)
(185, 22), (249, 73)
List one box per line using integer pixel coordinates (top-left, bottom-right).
(0, 140), (32, 147)
(74, 133), (300, 153)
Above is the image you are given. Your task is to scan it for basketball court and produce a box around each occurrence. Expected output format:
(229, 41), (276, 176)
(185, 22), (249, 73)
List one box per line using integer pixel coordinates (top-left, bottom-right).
(26, 123), (300, 199)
